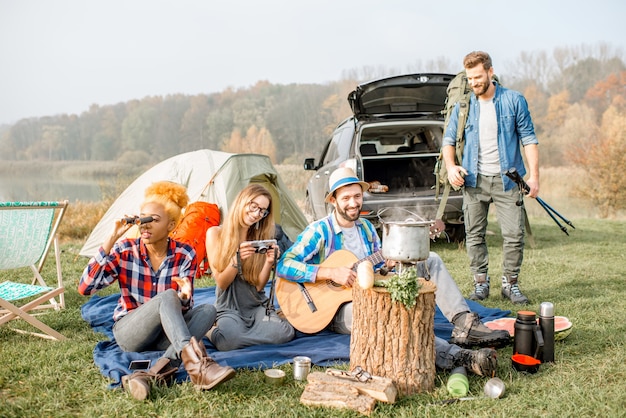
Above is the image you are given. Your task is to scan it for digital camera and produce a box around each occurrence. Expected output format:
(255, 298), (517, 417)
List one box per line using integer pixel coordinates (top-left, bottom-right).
(249, 239), (277, 254)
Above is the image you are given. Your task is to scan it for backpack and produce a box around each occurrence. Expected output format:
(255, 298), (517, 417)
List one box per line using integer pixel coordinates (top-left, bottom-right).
(434, 71), (500, 220)
(170, 201), (220, 278)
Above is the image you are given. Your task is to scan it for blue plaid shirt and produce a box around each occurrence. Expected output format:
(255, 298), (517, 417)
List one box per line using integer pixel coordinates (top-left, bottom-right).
(277, 212), (382, 283)
(78, 238), (197, 321)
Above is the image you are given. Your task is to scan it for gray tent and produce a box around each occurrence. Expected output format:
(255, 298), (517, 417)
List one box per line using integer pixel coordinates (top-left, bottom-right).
(79, 149), (307, 257)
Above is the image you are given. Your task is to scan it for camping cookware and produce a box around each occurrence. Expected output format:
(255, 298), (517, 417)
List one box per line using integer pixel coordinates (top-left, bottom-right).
(378, 208), (432, 262)
(483, 377), (506, 399)
(293, 356), (311, 381)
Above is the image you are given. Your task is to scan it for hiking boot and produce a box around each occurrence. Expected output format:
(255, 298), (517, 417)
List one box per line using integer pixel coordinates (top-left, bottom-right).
(450, 312), (510, 348)
(122, 357), (178, 400)
(469, 274), (490, 301)
(181, 336), (236, 390)
(453, 347), (498, 377)
(501, 275), (529, 304)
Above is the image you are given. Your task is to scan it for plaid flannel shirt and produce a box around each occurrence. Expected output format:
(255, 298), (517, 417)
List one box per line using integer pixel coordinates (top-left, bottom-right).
(78, 237), (197, 321)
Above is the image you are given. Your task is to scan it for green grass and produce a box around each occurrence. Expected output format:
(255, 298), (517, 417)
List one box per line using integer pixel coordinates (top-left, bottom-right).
(1, 218), (625, 417)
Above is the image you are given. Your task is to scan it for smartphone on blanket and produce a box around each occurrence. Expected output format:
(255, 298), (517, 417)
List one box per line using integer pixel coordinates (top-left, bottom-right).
(129, 360), (151, 370)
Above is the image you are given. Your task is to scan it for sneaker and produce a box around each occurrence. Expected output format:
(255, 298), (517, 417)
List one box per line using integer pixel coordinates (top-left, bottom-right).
(469, 274), (490, 301)
(450, 312), (511, 348)
(501, 275), (529, 304)
(453, 347), (498, 377)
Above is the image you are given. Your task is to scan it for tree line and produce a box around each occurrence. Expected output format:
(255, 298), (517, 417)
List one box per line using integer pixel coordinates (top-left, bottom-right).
(1, 43), (625, 215)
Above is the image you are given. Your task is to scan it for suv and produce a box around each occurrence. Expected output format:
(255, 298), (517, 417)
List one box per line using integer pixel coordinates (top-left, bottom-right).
(303, 73), (465, 241)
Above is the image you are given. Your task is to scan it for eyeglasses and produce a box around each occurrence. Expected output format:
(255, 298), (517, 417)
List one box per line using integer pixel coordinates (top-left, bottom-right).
(247, 201), (270, 218)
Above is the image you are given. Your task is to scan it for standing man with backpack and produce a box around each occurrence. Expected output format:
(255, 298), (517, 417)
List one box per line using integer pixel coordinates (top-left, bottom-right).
(442, 51), (540, 305)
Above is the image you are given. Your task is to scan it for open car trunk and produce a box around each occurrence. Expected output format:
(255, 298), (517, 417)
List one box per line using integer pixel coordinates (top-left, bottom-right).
(361, 154), (438, 193)
(357, 121), (442, 195)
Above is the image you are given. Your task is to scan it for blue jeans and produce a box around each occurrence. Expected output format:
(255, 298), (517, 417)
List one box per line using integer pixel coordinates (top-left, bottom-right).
(113, 289), (216, 361)
(463, 174), (525, 278)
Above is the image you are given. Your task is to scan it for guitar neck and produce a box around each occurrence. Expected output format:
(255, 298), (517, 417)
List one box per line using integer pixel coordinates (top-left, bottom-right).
(352, 250), (384, 270)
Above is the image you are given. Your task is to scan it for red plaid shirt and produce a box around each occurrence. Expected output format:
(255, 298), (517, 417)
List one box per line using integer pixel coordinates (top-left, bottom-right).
(78, 238), (197, 321)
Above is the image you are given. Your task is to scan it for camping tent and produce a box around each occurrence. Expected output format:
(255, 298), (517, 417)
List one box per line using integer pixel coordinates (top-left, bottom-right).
(79, 150), (308, 257)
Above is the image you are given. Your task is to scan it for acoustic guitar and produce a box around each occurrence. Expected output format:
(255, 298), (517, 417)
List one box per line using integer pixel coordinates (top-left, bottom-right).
(275, 249), (384, 333)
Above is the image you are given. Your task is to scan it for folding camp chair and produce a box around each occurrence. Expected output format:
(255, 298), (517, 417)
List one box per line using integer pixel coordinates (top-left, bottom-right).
(0, 201), (69, 340)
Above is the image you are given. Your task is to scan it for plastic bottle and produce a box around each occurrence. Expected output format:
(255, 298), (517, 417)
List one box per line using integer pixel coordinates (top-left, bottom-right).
(446, 366), (469, 397)
(539, 302), (555, 362)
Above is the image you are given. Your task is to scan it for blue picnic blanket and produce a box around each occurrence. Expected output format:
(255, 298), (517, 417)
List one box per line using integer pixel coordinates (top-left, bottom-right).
(80, 284), (511, 388)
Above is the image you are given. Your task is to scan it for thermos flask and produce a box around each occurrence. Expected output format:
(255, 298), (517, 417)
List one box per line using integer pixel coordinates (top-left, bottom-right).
(539, 302), (555, 362)
(514, 310), (544, 359)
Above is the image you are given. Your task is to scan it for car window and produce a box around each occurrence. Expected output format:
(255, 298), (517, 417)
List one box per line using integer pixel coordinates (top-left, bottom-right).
(359, 125), (444, 154)
(323, 125), (353, 166)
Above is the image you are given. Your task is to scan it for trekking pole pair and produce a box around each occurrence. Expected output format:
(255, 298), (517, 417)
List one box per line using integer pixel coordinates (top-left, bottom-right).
(505, 168), (575, 236)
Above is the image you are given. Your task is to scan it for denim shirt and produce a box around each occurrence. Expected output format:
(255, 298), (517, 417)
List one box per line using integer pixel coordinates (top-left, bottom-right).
(442, 83), (538, 191)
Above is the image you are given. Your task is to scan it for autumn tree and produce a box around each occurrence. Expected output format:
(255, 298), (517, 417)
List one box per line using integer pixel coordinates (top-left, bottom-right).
(221, 125), (277, 163)
(567, 99), (626, 217)
(585, 71), (626, 118)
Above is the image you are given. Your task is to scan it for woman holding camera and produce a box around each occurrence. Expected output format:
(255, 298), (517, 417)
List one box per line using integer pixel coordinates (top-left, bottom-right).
(206, 184), (295, 351)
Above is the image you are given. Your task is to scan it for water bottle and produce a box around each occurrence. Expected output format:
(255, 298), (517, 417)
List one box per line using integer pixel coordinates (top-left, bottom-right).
(446, 366), (469, 397)
(514, 310), (544, 359)
(539, 302), (555, 363)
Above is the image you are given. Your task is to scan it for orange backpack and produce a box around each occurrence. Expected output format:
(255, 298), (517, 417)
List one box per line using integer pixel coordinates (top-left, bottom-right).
(170, 201), (220, 278)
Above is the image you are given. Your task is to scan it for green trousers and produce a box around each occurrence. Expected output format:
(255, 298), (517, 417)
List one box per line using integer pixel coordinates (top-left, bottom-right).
(462, 174), (525, 279)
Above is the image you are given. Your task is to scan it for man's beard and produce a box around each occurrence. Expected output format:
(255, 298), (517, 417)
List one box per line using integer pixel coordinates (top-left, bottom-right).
(336, 203), (360, 222)
(473, 82), (490, 98)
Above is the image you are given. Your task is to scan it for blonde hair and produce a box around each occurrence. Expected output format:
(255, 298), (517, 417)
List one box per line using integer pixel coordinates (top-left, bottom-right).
(214, 184), (275, 286)
(143, 181), (189, 226)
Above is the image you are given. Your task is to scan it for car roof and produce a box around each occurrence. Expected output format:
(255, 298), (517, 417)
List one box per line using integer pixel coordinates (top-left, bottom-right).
(348, 73), (455, 120)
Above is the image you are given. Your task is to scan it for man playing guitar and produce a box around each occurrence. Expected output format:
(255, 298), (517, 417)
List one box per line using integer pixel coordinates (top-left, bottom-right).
(276, 167), (509, 377)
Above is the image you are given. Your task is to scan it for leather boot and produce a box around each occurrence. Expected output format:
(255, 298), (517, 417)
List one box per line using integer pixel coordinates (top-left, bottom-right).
(122, 357), (178, 400)
(181, 336), (236, 390)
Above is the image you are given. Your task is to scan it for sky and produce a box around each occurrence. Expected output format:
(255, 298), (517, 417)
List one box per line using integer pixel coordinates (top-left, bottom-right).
(1, 0), (625, 126)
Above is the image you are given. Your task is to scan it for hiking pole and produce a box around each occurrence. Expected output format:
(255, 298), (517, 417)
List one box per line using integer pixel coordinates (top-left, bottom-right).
(535, 196), (575, 230)
(505, 168), (574, 235)
(535, 197), (569, 236)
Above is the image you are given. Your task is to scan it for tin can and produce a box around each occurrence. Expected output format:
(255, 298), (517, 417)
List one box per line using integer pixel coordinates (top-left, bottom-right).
(293, 356), (311, 381)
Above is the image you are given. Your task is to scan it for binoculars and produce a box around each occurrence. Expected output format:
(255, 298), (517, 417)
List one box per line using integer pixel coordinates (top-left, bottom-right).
(120, 216), (154, 225)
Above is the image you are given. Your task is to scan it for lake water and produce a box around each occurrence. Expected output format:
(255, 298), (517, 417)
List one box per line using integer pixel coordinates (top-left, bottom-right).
(0, 174), (105, 202)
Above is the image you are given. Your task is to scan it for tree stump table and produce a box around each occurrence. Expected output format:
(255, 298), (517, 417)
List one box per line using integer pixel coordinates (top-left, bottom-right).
(350, 277), (437, 396)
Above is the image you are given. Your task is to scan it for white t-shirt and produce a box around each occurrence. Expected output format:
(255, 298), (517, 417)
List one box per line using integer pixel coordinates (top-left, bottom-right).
(478, 98), (501, 176)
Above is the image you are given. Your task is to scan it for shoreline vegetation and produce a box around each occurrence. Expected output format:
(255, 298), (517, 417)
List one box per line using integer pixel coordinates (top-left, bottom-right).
(0, 159), (623, 242)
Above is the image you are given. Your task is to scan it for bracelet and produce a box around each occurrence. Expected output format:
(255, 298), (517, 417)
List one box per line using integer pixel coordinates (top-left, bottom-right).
(231, 262), (238, 269)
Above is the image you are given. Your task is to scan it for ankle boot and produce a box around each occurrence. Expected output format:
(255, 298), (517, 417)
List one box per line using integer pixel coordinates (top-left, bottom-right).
(469, 273), (490, 301)
(501, 274), (529, 304)
(122, 357), (178, 400)
(181, 336), (236, 390)
(453, 347), (498, 377)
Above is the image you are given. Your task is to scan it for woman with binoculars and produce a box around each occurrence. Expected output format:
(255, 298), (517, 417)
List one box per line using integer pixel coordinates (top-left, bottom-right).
(78, 181), (235, 400)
